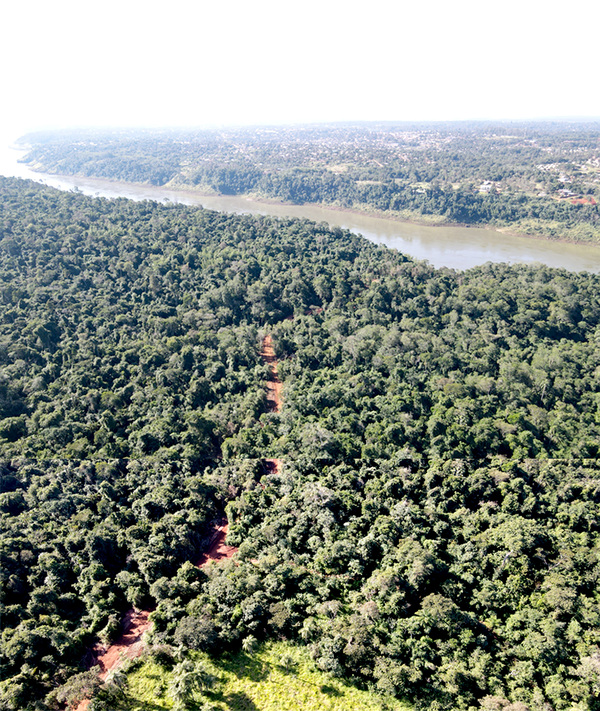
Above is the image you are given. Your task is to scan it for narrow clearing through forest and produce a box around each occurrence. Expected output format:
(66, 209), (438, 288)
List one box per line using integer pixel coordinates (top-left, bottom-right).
(260, 333), (283, 476)
(260, 333), (283, 413)
(75, 335), (283, 709)
(74, 521), (237, 710)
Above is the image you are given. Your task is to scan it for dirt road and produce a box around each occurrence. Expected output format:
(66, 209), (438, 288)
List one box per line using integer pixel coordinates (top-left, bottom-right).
(260, 334), (283, 413)
(260, 334), (283, 477)
(74, 338), (282, 709)
(196, 520), (237, 566)
(74, 522), (237, 710)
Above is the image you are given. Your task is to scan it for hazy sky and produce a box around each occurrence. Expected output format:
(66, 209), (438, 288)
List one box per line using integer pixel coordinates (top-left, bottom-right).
(2, 0), (599, 140)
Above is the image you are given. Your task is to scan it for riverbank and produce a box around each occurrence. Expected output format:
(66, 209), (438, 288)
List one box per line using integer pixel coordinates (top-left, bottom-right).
(28, 163), (600, 247)
(145, 174), (600, 246)
(240, 193), (599, 246)
(3, 147), (600, 272)
(7, 141), (585, 244)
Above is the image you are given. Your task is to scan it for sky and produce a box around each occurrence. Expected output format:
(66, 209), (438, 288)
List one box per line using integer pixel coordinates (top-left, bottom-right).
(2, 0), (599, 141)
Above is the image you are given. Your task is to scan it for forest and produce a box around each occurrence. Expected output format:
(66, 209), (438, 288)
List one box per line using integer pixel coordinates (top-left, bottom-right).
(1, 175), (600, 711)
(19, 121), (600, 243)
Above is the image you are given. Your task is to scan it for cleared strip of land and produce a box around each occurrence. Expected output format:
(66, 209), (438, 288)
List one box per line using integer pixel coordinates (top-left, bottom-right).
(74, 336), (285, 709)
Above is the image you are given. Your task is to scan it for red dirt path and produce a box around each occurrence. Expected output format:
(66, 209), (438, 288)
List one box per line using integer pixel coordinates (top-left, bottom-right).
(74, 336), (282, 709)
(260, 334), (283, 477)
(95, 608), (151, 680)
(260, 334), (283, 413)
(196, 520), (238, 566)
(264, 457), (283, 475)
(74, 523), (237, 710)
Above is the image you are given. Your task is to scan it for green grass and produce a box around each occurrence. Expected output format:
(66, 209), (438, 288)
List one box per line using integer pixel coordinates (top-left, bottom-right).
(123, 641), (411, 711)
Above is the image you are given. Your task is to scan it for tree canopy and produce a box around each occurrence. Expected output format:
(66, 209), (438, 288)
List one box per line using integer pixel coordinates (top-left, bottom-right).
(0, 176), (599, 710)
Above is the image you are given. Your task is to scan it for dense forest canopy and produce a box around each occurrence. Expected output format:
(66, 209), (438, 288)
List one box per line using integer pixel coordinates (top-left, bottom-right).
(1, 176), (599, 711)
(19, 121), (600, 243)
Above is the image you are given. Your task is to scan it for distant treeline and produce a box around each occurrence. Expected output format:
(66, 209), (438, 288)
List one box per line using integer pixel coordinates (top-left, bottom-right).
(20, 121), (600, 241)
(190, 163), (600, 238)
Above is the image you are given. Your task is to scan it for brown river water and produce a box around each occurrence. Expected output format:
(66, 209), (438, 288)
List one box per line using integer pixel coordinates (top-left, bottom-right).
(2, 143), (600, 273)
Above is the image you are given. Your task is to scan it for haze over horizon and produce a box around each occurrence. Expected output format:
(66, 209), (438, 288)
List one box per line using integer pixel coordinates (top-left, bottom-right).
(2, 0), (600, 142)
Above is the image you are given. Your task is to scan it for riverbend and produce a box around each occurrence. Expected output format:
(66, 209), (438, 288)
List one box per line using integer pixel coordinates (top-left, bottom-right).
(2, 143), (600, 273)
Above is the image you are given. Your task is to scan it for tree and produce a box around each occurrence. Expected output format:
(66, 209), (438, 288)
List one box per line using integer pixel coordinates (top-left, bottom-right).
(168, 659), (216, 711)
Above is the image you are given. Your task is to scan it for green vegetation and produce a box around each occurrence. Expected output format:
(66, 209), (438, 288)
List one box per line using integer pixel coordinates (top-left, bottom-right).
(1, 176), (600, 711)
(20, 121), (600, 242)
(96, 641), (409, 710)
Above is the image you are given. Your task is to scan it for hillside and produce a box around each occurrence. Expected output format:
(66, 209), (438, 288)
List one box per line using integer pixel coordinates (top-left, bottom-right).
(1, 176), (600, 711)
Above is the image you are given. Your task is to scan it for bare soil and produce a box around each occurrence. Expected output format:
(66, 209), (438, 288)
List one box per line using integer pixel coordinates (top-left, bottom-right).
(73, 337), (282, 709)
(196, 520), (238, 566)
(260, 335), (284, 478)
(74, 609), (151, 710)
(94, 609), (151, 679)
(260, 334), (283, 413)
(73, 522), (238, 710)
(263, 458), (283, 475)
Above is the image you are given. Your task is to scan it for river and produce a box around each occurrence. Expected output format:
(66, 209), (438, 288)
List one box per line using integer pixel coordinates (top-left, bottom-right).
(1, 142), (600, 273)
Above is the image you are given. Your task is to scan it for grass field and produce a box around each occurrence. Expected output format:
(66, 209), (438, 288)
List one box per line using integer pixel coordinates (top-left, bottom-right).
(122, 641), (411, 711)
